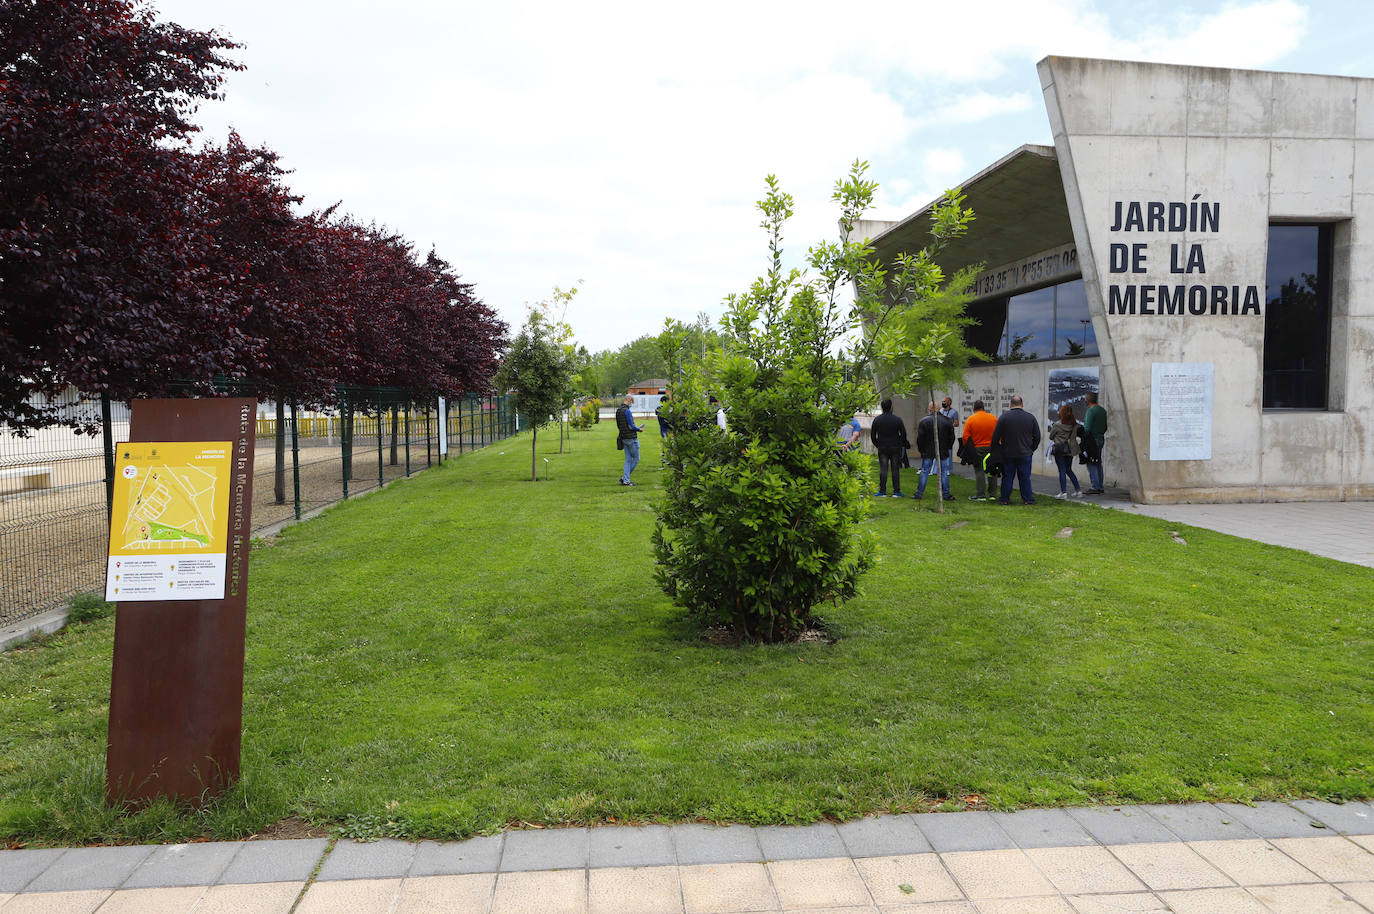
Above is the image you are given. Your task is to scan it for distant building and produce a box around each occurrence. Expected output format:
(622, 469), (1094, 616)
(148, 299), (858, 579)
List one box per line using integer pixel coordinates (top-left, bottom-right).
(865, 56), (1374, 503)
(627, 379), (670, 396)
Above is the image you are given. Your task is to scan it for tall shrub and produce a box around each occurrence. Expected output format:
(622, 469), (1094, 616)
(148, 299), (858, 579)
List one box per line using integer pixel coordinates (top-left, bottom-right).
(653, 163), (973, 641)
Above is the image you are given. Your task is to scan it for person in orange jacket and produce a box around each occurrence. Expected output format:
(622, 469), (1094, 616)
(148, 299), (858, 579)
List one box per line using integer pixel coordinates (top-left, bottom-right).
(961, 400), (998, 501)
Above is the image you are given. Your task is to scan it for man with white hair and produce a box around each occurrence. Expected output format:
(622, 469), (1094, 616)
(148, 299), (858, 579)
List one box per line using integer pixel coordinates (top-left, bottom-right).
(615, 394), (644, 486)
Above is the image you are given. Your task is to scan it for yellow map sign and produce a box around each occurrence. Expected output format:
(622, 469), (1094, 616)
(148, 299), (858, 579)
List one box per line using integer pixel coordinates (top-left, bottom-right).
(105, 441), (233, 602)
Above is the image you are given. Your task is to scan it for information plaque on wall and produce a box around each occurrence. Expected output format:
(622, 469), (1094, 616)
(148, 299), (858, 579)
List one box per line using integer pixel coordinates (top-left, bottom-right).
(104, 441), (233, 601)
(1150, 362), (1214, 461)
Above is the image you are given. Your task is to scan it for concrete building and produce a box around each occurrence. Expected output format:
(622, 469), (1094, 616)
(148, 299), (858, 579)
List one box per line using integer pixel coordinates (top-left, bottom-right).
(866, 56), (1373, 504)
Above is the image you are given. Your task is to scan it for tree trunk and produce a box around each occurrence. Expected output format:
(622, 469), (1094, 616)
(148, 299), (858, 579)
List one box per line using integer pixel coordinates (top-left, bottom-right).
(273, 399), (286, 505)
(930, 385), (944, 515)
(531, 425), (538, 482)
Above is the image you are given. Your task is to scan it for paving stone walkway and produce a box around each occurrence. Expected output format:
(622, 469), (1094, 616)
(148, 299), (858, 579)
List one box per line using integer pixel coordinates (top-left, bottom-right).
(1112, 500), (1374, 569)
(2, 800), (1372, 913)
(946, 464), (1374, 569)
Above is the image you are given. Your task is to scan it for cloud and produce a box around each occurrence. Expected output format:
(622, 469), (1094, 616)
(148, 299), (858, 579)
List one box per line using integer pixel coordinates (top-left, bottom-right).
(1105, 1), (1309, 68)
(917, 92), (1037, 127)
(156, 0), (1317, 352)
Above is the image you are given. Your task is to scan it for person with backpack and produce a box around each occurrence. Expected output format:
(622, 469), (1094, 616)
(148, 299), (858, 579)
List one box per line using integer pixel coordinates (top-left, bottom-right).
(1048, 404), (1084, 498)
(615, 395), (644, 486)
(960, 400), (997, 501)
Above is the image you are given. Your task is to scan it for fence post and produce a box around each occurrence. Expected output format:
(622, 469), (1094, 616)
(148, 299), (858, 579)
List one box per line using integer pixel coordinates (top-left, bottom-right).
(341, 390), (351, 500)
(101, 392), (115, 523)
(404, 400), (411, 476)
(376, 389), (384, 490)
(425, 403), (432, 467)
(290, 398), (301, 521)
(274, 399), (287, 505)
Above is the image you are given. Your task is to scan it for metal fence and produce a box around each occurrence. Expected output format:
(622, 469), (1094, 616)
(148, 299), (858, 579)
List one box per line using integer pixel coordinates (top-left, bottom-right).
(0, 387), (518, 629)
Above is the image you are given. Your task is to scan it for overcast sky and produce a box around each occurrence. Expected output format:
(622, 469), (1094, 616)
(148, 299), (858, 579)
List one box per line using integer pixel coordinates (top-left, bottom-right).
(155, 0), (1373, 354)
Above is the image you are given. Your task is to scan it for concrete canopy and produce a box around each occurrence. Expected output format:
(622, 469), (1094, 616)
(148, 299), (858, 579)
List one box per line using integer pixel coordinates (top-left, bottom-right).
(867, 145), (1075, 277)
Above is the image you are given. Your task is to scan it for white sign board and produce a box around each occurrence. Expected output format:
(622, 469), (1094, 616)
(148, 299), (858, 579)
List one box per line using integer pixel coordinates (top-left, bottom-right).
(631, 394), (664, 415)
(1150, 362), (1213, 461)
(438, 397), (448, 456)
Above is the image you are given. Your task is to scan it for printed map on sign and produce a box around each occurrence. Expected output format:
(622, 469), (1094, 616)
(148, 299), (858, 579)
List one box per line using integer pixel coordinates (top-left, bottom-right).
(106, 442), (233, 602)
(117, 463), (218, 549)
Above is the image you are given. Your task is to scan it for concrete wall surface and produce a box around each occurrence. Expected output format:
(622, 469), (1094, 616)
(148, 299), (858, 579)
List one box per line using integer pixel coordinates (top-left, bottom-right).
(1041, 56), (1374, 502)
(940, 360), (1116, 485)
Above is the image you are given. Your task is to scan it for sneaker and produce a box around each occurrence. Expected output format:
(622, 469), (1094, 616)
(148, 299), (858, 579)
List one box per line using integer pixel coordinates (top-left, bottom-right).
(873, 492), (887, 497)
(998, 500), (1011, 506)
(1087, 488), (1105, 495)
(1070, 490), (1083, 498)
(893, 492), (905, 498)
(619, 480), (634, 486)
(968, 495), (984, 501)
(1054, 491), (1068, 499)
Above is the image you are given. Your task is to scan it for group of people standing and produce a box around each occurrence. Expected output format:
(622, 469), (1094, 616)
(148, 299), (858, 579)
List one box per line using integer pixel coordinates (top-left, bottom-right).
(616, 389), (1108, 501)
(868, 393), (1107, 505)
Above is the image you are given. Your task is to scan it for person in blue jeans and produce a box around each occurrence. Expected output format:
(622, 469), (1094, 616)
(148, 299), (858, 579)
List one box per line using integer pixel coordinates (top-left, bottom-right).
(616, 395), (644, 486)
(990, 394), (1041, 505)
(913, 402), (954, 500)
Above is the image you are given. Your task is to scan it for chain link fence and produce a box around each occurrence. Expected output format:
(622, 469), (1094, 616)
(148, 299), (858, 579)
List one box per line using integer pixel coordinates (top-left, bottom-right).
(1, 387), (518, 629)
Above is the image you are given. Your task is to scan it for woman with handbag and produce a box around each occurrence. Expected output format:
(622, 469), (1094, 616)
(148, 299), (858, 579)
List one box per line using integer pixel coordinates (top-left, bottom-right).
(1048, 404), (1083, 499)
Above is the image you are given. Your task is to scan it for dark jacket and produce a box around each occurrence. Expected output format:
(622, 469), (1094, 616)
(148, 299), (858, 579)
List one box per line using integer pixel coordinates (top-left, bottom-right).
(915, 413), (955, 459)
(991, 407), (1041, 459)
(869, 411), (908, 452)
(615, 405), (639, 440)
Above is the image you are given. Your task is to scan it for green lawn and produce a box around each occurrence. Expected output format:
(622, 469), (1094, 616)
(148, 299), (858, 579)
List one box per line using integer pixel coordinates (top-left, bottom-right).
(2, 420), (1371, 846)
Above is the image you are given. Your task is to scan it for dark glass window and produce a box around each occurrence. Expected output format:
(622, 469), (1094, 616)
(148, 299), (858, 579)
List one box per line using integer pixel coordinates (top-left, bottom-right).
(1263, 224), (1332, 409)
(1006, 286), (1054, 361)
(962, 276), (1097, 363)
(966, 297), (1008, 363)
(1053, 279), (1098, 358)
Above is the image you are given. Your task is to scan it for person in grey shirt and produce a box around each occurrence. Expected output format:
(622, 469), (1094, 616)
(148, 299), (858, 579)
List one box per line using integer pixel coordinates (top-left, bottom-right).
(939, 396), (960, 431)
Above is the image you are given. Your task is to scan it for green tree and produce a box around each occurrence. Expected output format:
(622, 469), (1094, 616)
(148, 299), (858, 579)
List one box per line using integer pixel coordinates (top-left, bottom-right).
(599, 335), (669, 396)
(528, 283), (581, 452)
(493, 311), (574, 481)
(653, 162), (973, 642)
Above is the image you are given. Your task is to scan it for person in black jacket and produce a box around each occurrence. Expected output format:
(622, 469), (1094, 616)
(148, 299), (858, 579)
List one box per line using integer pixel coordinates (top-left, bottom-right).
(914, 402), (954, 500)
(990, 394), (1041, 505)
(615, 395), (644, 486)
(868, 398), (908, 497)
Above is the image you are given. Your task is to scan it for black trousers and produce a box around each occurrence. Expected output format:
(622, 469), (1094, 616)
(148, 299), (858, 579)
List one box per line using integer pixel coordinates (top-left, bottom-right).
(877, 448), (903, 494)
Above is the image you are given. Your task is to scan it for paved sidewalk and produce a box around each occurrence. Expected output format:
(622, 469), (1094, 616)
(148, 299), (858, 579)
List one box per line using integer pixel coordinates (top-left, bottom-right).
(1112, 500), (1374, 569)
(2, 800), (1372, 913)
(946, 464), (1374, 569)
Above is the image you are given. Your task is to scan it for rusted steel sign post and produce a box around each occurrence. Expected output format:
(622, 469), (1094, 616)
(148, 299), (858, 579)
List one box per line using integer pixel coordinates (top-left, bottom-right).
(104, 398), (255, 806)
